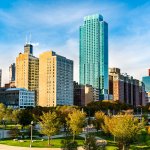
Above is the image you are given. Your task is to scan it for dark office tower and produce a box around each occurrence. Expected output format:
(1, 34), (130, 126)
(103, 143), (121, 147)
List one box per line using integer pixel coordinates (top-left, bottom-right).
(24, 44), (33, 55)
(0, 69), (2, 87)
(79, 14), (108, 100)
(9, 63), (15, 82)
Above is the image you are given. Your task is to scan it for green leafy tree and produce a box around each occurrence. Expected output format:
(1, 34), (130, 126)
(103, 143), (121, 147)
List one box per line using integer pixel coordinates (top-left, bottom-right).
(61, 138), (78, 150)
(8, 127), (20, 138)
(94, 111), (105, 131)
(12, 109), (20, 124)
(67, 109), (86, 142)
(83, 134), (104, 150)
(5, 108), (13, 122)
(17, 109), (34, 129)
(56, 106), (76, 133)
(39, 111), (60, 146)
(0, 103), (6, 121)
(103, 114), (144, 150)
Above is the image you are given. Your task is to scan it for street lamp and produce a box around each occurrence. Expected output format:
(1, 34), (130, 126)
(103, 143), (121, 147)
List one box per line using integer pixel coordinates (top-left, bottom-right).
(140, 107), (143, 122)
(141, 107), (143, 115)
(137, 108), (138, 115)
(30, 121), (34, 148)
(2, 118), (5, 139)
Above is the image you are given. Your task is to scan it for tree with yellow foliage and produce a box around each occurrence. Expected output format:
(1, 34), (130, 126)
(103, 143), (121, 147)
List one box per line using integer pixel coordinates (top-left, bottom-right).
(67, 109), (86, 142)
(40, 111), (60, 146)
(103, 114), (144, 150)
(94, 111), (105, 131)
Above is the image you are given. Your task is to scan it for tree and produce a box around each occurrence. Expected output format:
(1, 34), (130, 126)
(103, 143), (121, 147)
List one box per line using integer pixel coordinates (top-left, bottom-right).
(17, 109), (34, 129)
(67, 109), (86, 142)
(94, 111), (105, 131)
(61, 138), (78, 150)
(83, 134), (104, 150)
(8, 127), (20, 138)
(12, 109), (20, 124)
(0, 103), (6, 121)
(147, 126), (150, 135)
(39, 111), (60, 146)
(56, 106), (76, 133)
(103, 114), (144, 150)
(101, 115), (111, 136)
(5, 108), (13, 122)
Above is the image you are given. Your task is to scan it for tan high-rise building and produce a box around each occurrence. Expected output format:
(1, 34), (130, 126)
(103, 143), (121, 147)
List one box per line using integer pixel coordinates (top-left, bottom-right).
(39, 51), (73, 107)
(16, 44), (39, 104)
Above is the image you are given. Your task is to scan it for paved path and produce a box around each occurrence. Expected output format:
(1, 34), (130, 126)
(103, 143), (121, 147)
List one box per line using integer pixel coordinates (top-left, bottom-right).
(0, 144), (61, 150)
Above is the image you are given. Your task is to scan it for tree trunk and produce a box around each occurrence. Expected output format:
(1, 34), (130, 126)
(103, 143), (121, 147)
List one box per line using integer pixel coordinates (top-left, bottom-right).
(73, 134), (75, 142)
(48, 136), (50, 146)
(123, 144), (125, 150)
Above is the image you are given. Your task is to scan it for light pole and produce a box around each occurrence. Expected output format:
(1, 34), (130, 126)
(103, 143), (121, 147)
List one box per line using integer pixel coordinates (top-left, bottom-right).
(30, 121), (34, 148)
(141, 107), (142, 115)
(137, 108), (138, 115)
(141, 107), (143, 122)
(2, 118), (5, 139)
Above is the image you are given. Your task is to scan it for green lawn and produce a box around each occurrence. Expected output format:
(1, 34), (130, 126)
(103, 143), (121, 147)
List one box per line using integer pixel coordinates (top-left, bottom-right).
(0, 124), (22, 130)
(0, 137), (84, 148)
(89, 131), (150, 150)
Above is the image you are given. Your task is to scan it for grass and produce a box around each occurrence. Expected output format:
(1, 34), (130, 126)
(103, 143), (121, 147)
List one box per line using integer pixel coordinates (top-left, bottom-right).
(0, 137), (84, 148)
(0, 124), (22, 130)
(89, 131), (150, 150)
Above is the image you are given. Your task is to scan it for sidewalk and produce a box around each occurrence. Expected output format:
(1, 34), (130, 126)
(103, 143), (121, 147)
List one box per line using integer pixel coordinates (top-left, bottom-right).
(0, 144), (60, 150)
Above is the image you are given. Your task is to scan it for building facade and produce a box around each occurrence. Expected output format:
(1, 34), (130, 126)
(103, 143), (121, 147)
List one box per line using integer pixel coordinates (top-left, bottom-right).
(142, 69), (150, 103)
(142, 69), (150, 92)
(16, 44), (39, 104)
(39, 51), (73, 107)
(79, 14), (108, 100)
(5, 81), (15, 88)
(73, 81), (94, 106)
(0, 69), (2, 87)
(9, 63), (15, 82)
(109, 68), (146, 106)
(0, 88), (35, 108)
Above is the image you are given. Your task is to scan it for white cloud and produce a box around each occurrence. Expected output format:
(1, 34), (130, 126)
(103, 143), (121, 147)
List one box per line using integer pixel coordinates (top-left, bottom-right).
(109, 31), (150, 80)
(34, 38), (79, 82)
(31, 42), (39, 47)
(0, 44), (22, 86)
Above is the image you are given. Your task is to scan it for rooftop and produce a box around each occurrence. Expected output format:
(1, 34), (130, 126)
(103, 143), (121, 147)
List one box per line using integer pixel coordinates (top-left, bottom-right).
(84, 14), (103, 21)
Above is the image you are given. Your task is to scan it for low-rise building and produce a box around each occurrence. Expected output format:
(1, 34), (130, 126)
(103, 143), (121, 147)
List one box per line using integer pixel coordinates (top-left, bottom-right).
(74, 81), (94, 106)
(0, 88), (35, 108)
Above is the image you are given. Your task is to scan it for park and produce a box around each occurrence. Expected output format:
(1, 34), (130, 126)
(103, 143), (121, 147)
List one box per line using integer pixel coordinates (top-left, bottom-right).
(0, 101), (149, 150)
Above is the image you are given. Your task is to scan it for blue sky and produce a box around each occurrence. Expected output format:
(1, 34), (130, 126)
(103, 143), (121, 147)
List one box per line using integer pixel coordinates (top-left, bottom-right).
(0, 0), (150, 85)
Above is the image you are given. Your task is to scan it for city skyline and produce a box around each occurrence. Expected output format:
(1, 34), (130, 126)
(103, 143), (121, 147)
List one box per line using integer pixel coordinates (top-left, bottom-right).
(0, 0), (150, 85)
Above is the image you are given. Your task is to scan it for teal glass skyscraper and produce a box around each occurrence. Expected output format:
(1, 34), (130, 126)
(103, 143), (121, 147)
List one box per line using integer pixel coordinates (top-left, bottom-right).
(79, 14), (108, 100)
